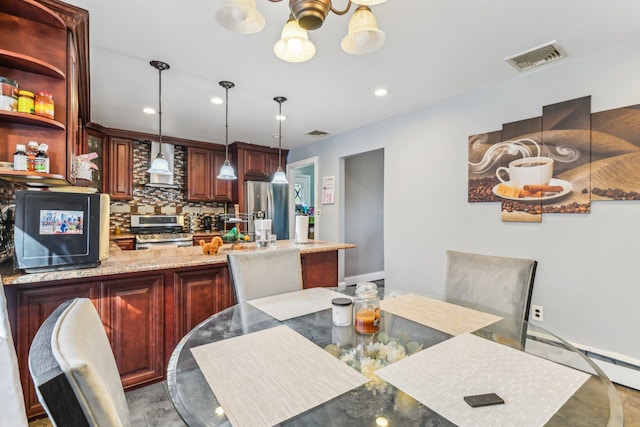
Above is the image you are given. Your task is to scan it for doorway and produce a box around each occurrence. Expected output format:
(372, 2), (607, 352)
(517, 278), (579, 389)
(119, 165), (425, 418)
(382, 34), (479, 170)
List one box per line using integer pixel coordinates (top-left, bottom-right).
(344, 149), (384, 284)
(287, 157), (319, 241)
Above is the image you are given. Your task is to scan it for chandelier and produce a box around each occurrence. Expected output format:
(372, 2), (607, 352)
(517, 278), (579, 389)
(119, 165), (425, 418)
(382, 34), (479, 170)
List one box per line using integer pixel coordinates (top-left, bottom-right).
(216, 0), (389, 63)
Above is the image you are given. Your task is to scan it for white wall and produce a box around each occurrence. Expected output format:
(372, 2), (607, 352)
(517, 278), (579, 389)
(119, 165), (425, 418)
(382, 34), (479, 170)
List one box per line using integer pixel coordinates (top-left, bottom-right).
(289, 39), (640, 366)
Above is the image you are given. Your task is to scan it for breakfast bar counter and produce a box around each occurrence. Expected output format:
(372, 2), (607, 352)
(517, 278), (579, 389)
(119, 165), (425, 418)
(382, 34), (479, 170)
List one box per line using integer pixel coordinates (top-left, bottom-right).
(2, 239), (354, 419)
(1, 240), (355, 285)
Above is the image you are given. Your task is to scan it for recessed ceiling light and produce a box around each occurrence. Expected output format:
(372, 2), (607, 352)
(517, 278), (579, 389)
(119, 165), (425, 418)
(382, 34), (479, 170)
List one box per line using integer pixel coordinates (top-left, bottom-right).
(143, 107), (155, 114)
(272, 133), (281, 139)
(276, 114), (286, 121)
(374, 88), (389, 97)
(211, 97), (223, 104)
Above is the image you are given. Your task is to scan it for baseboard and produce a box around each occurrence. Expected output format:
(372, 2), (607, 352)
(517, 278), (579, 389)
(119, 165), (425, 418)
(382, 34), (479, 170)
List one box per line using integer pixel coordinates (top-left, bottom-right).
(344, 271), (384, 286)
(572, 342), (640, 391)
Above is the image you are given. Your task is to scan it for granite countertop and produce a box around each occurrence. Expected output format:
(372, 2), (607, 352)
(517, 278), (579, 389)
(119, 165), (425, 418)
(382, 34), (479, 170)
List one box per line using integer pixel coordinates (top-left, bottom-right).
(1, 240), (355, 285)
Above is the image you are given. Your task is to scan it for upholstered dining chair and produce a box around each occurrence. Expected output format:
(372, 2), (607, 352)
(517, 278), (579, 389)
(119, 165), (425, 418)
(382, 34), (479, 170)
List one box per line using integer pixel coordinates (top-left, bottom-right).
(29, 298), (131, 426)
(445, 250), (538, 321)
(0, 277), (28, 427)
(227, 247), (303, 303)
(28, 298), (184, 427)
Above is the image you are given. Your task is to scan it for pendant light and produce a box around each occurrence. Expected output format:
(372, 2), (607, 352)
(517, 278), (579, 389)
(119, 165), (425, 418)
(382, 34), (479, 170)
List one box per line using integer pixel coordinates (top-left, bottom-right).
(147, 60), (172, 175)
(272, 96), (288, 184)
(217, 81), (237, 180)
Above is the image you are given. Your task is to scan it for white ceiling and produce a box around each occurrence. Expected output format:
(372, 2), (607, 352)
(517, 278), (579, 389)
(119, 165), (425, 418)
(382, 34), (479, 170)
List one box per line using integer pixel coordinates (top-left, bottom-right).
(65, 0), (640, 150)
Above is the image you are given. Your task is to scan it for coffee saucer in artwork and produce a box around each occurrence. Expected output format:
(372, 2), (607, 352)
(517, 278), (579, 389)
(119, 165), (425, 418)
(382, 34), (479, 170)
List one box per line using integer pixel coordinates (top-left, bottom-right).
(492, 178), (573, 202)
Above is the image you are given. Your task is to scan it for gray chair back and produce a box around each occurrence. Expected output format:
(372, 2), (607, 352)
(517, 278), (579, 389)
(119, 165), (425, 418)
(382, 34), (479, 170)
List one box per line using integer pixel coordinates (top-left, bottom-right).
(445, 250), (537, 320)
(227, 247), (303, 303)
(29, 298), (131, 427)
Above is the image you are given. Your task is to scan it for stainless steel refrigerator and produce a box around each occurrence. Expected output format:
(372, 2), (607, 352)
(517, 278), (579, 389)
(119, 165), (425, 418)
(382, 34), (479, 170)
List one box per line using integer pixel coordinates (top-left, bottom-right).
(245, 181), (289, 239)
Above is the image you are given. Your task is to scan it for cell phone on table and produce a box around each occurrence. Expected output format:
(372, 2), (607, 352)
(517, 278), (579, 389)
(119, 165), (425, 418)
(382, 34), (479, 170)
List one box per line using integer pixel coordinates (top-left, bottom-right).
(463, 392), (504, 407)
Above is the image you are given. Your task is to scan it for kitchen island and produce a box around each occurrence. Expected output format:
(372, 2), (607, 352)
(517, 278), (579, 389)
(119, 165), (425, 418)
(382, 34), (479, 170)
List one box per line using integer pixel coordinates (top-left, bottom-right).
(2, 240), (354, 419)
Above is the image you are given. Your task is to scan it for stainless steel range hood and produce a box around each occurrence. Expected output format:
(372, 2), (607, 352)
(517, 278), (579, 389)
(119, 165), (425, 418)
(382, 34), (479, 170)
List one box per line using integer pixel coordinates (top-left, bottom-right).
(146, 141), (179, 189)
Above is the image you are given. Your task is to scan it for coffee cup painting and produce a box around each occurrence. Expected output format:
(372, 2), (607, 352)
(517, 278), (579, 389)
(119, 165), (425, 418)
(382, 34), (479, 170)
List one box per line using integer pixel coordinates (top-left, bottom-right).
(468, 96), (640, 222)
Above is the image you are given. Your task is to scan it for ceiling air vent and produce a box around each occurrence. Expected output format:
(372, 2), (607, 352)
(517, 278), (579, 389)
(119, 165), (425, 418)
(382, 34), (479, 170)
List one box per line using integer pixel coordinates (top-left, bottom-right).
(504, 41), (566, 72)
(306, 130), (331, 137)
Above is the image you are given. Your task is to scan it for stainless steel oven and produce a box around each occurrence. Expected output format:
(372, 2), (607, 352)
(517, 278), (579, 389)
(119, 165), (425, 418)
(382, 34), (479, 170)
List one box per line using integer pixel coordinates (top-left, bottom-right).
(131, 214), (193, 250)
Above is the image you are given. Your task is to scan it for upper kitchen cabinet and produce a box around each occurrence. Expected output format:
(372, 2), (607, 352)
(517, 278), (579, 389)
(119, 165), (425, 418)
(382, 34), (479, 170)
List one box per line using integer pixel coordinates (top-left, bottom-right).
(186, 146), (232, 202)
(0, 0), (89, 187)
(108, 137), (133, 200)
(232, 142), (287, 181)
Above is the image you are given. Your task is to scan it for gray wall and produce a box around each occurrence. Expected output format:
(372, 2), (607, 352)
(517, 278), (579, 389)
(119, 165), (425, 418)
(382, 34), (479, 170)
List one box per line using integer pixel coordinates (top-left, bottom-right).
(289, 39), (640, 384)
(344, 149), (384, 280)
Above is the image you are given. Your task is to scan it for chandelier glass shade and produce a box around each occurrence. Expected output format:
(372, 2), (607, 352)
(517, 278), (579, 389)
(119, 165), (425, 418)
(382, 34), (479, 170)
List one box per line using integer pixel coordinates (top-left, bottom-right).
(274, 15), (316, 63)
(216, 0), (388, 63)
(216, 0), (265, 34)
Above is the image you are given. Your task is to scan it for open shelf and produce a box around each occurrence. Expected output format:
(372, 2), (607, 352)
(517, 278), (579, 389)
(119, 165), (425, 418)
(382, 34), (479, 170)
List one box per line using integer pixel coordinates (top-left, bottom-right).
(0, 110), (65, 130)
(0, 169), (67, 187)
(0, 49), (65, 79)
(0, 0), (65, 29)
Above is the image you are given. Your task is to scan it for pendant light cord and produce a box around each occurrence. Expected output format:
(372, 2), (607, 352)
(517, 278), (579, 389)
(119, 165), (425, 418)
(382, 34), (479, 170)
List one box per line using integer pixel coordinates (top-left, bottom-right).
(158, 67), (162, 150)
(225, 84), (229, 160)
(278, 100), (282, 167)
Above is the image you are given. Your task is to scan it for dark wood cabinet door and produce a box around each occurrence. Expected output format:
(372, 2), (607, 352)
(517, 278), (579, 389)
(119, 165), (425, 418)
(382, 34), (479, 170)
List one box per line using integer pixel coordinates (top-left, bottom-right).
(243, 149), (268, 177)
(212, 151), (233, 201)
(268, 152), (282, 176)
(99, 274), (164, 388)
(187, 146), (212, 201)
(108, 137), (133, 200)
(301, 251), (338, 288)
(16, 283), (98, 418)
(173, 267), (233, 339)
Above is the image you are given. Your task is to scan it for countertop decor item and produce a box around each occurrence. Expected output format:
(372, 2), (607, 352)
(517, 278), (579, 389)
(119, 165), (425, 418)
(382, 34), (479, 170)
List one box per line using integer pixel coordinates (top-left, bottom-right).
(272, 96), (288, 184)
(216, 0), (388, 63)
(146, 60), (172, 176)
(217, 81), (237, 180)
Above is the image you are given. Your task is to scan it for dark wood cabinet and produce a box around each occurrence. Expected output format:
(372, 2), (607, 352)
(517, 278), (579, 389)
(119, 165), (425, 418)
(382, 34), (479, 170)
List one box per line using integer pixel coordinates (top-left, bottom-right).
(98, 274), (165, 388)
(13, 282), (98, 417)
(187, 146), (233, 202)
(108, 137), (133, 200)
(114, 238), (135, 250)
(0, 0), (88, 186)
(301, 251), (339, 288)
(173, 267), (233, 339)
(230, 142), (289, 213)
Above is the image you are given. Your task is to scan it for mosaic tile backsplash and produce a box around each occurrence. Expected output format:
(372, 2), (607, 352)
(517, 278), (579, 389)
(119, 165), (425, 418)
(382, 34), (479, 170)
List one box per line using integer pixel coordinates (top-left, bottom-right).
(110, 141), (227, 233)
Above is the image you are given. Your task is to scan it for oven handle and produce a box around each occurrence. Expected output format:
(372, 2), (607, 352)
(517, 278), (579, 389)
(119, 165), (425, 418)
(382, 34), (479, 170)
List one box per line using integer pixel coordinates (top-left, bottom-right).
(136, 241), (192, 250)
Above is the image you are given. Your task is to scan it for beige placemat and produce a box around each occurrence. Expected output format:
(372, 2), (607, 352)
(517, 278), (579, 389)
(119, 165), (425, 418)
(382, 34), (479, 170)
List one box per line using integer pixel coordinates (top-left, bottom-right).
(380, 293), (502, 335)
(376, 333), (590, 427)
(248, 287), (349, 321)
(191, 325), (368, 427)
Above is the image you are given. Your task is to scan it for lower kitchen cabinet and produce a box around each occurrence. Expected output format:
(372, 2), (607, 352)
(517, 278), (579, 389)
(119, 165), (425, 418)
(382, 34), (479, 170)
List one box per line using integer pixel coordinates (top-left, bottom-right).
(12, 282), (98, 417)
(98, 273), (165, 388)
(301, 251), (339, 288)
(174, 266), (233, 339)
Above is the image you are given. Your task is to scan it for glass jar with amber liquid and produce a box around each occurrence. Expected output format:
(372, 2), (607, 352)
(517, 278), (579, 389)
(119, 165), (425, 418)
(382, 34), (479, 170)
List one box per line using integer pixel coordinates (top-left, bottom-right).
(353, 282), (380, 334)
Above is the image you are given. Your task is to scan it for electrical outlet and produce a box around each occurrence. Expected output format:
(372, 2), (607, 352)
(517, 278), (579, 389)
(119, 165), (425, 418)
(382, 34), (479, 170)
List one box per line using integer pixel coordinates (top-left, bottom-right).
(531, 305), (544, 322)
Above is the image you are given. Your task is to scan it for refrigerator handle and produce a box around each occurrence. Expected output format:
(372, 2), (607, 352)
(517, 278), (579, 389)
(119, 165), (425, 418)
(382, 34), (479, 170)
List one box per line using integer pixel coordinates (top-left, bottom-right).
(267, 184), (274, 220)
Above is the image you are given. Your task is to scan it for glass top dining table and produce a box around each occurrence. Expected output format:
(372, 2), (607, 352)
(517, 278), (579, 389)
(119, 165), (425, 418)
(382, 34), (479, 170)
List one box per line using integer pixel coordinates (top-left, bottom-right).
(166, 287), (623, 427)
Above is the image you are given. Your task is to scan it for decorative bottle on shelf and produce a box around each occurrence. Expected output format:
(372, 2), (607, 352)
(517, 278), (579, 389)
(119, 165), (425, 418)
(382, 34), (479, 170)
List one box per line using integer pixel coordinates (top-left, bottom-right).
(353, 282), (380, 334)
(26, 141), (38, 172)
(13, 144), (27, 171)
(34, 143), (49, 173)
